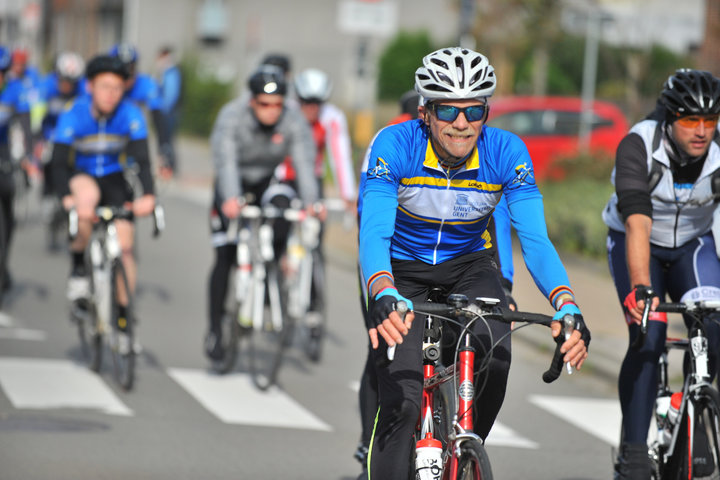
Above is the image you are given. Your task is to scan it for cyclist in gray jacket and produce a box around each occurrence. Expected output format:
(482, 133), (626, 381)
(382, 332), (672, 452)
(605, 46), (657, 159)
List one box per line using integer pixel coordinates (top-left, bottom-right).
(205, 65), (319, 361)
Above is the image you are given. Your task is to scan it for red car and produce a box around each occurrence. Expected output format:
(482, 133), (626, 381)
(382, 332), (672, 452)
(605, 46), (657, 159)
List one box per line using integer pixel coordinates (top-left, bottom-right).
(487, 96), (629, 179)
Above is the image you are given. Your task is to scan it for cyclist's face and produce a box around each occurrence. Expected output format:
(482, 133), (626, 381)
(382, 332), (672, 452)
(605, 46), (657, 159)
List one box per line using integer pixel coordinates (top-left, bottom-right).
(250, 93), (285, 126)
(671, 115), (719, 157)
(89, 73), (125, 116)
(422, 99), (486, 162)
(300, 101), (321, 124)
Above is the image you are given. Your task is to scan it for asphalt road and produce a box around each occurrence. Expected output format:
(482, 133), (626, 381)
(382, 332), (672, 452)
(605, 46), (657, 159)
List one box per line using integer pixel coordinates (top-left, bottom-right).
(0, 179), (628, 480)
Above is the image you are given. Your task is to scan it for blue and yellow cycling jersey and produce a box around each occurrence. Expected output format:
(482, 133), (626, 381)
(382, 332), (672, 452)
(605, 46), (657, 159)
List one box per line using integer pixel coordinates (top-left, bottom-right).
(0, 77), (30, 144)
(52, 95), (148, 178)
(359, 119), (573, 308)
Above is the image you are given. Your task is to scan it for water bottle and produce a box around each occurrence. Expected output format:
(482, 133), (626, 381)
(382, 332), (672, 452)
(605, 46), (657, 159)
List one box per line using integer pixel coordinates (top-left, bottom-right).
(415, 435), (443, 480)
(235, 239), (251, 303)
(655, 392), (671, 446)
(662, 392), (683, 446)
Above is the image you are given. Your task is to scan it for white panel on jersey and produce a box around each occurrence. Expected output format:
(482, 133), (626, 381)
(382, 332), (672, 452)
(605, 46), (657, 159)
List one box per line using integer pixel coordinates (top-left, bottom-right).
(530, 395), (621, 446)
(168, 368), (331, 431)
(0, 357), (132, 416)
(486, 421), (539, 449)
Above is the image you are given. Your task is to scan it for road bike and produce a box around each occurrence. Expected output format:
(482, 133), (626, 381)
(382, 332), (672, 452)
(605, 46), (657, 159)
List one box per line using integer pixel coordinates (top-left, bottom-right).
(623, 299), (720, 479)
(213, 201), (313, 390)
(393, 293), (575, 480)
(69, 204), (164, 391)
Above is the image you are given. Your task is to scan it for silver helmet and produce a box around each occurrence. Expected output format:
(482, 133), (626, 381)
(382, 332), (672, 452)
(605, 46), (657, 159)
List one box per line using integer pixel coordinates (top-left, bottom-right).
(294, 68), (332, 102)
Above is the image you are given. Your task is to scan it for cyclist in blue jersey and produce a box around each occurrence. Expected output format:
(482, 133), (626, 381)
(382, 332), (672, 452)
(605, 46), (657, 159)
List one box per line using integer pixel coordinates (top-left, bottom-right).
(604, 69), (720, 480)
(0, 45), (32, 290)
(109, 43), (173, 177)
(38, 52), (85, 202)
(51, 54), (155, 330)
(358, 47), (590, 479)
(154, 46), (181, 178)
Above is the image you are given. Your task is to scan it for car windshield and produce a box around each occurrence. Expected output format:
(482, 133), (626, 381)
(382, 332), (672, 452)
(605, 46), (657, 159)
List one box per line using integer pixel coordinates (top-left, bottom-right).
(490, 110), (612, 136)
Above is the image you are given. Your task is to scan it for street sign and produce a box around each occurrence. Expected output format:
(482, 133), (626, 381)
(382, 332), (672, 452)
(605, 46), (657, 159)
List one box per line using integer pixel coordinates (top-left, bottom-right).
(337, 0), (398, 36)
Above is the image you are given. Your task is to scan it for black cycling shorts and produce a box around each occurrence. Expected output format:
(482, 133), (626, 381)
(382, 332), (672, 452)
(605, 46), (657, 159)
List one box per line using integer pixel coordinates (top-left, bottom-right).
(72, 171), (134, 208)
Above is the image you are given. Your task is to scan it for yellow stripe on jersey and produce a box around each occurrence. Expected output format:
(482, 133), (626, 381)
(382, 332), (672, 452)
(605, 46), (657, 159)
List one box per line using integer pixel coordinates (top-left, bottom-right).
(399, 176), (502, 192)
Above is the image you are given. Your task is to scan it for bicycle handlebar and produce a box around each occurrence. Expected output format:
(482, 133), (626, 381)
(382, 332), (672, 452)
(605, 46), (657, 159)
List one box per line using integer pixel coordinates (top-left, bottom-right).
(388, 300), (570, 384)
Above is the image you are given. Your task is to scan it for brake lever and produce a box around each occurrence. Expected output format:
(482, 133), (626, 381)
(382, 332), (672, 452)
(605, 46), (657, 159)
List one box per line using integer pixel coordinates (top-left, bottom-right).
(563, 314), (574, 375)
(387, 301), (409, 361)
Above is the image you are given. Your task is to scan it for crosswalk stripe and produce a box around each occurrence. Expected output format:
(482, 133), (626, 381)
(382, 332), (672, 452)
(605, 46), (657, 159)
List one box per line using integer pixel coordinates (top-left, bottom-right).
(168, 368), (332, 431)
(0, 328), (47, 341)
(530, 394), (621, 446)
(0, 357), (132, 416)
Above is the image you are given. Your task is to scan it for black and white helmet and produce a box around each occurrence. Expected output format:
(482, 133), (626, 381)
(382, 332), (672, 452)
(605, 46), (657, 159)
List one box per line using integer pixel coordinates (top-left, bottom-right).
(414, 47), (496, 101)
(55, 51), (85, 82)
(660, 69), (720, 117)
(294, 69), (332, 102)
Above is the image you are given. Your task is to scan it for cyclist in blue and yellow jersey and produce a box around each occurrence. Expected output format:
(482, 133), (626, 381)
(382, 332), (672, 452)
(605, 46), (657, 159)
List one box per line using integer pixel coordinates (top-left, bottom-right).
(109, 43), (173, 176)
(51, 54), (155, 330)
(0, 45), (33, 290)
(38, 52), (85, 197)
(604, 69), (720, 480)
(205, 65), (320, 362)
(358, 47), (590, 479)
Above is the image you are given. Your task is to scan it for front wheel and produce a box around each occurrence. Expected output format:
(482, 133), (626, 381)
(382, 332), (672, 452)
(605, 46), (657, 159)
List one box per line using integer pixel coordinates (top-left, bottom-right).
(109, 259), (135, 391)
(449, 439), (493, 480)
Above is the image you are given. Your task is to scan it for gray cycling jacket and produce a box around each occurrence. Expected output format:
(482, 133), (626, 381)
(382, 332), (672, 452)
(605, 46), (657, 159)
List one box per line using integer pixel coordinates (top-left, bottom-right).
(603, 119), (720, 248)
(210, 96), (318, 205)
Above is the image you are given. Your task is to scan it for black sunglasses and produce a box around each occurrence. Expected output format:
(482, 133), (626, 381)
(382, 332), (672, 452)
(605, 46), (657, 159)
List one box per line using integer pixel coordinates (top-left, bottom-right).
(429, 103), (487, 122)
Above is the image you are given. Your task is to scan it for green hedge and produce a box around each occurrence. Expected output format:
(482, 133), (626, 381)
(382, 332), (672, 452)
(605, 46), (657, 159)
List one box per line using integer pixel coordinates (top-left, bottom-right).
(539, 152), (615, 258)
(178, 57), (235, 137)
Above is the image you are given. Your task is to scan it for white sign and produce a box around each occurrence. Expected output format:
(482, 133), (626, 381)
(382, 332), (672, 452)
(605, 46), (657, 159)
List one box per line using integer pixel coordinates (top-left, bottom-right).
(337, 0), (398, 36)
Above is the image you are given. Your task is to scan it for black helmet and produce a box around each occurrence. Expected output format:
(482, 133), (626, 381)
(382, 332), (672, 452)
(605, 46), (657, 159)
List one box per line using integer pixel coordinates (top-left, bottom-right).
(85, 54), (129, 80)
(399, 90), (421, 116)
(659, 69), (720, 118)
(260, 53), (291, 76)
(248, 66), (287, 96)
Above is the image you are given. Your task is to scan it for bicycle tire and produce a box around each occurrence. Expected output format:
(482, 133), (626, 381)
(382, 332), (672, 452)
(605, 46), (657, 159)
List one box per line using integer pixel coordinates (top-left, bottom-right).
(0, 201), (7, 307)
(451, 439), (494, 480)
(75, 299), (102, 372)
(248, 262), (290, 391)
(109, 259), (135, 391)
(304, 249), (326, 362)
(213, 304), (242, 374)
(663, 387), (720, 480)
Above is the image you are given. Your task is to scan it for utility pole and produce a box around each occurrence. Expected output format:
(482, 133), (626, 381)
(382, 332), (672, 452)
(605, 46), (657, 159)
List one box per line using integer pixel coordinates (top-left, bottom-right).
(579, 9), (611, 152)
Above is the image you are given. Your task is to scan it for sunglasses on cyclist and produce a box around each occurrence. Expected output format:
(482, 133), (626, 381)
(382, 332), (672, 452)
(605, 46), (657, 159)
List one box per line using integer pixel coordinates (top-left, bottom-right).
(674, 115), (719, 129)
(428, 103), (487, 123)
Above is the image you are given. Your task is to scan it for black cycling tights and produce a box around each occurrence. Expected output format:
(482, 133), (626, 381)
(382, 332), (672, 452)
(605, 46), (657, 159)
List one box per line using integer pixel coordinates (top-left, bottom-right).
(208, 244), (235, 335)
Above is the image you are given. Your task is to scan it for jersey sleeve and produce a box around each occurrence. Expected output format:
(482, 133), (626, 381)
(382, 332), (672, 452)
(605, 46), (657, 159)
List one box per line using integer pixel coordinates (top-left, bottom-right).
(358, 126), (405, 292)
(498, 131), (574, 308)
(125, 103), (149, 140)
(493, 194), (514, 284)
(51, 107), (77, 145)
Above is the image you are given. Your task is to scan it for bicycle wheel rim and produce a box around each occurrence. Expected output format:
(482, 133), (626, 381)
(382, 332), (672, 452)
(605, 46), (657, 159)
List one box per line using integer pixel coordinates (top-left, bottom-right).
(690, 388), (720, 479)
(451, 439), (493, 480)
(110, 259), (135, 391)
(248, 263), (289, 391)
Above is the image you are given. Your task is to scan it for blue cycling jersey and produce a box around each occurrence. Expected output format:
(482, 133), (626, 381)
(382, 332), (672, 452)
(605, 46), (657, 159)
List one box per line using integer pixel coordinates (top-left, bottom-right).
(40, 72), (84, 140)
(359, 119), (573, 307)
(124, 74), (162, 111)
(52, 96), (148, 178)
(0, 78), (30, 145)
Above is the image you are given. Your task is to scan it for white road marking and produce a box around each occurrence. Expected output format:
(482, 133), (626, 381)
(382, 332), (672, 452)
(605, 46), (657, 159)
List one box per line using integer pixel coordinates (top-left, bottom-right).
(0, 312), (13, 327)
(0, 328), (47, 341)
(0, 357), (132, 416)
(530, 395), (621, 446)
(486, 421), (539, 449)
(168, 368), (332, 431)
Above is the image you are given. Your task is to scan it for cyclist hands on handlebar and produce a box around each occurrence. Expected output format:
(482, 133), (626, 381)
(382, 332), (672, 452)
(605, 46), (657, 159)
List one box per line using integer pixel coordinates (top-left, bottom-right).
(622, 284), (659, 324)
(131, 194), (156, 217)
(551, 300), (590, 370)
(367, 278), (414, 350)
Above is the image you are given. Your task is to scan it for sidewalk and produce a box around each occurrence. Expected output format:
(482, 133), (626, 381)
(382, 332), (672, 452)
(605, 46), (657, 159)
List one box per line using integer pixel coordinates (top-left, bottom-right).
(168, 135), (673, 389)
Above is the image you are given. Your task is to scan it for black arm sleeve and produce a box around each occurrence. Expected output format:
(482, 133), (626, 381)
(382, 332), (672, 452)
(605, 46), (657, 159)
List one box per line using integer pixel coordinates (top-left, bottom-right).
(126, 139), (155, 195)
(51, 143), (72, 198)
(151, 109), (170, 150)
(16, 111), (32, 157)
(615, 133), (653, 222)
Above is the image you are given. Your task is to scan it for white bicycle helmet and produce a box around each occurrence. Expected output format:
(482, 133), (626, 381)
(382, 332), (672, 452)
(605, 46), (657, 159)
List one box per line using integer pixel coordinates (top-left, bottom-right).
(55, 51), (85, 81)
(415, 47), (496, 101)
(294, 68), (332, 102)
